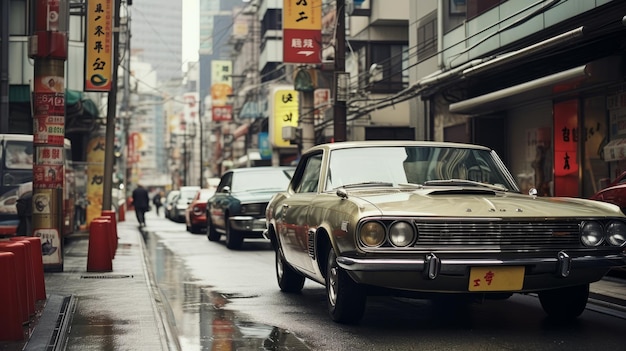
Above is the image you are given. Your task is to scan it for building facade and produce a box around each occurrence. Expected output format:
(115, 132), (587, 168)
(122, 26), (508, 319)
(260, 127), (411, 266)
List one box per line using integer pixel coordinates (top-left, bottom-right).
(410, 0), (626, 199)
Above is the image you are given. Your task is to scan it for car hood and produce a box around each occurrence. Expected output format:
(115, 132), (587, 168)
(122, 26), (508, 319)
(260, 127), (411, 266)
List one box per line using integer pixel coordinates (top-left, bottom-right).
(343, 187), (624, 218)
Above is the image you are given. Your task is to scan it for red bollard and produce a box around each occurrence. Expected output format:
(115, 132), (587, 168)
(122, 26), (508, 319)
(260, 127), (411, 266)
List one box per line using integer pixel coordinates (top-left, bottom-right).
(118, 203), (126, 222)
(11, 236), (46, 301)
(101, 210), (118, 258)
(87, 218), (112, 272)
(0, 242), (30, 322)
(0, 252), (24, 341)
(7, 239), (36, 314)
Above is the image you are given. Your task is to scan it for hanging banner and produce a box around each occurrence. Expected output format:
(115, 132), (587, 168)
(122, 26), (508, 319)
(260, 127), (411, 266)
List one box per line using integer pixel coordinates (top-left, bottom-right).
(84, 0), (113, 91)
(283, 0), (322, 64)
(211, 60), (233, 121)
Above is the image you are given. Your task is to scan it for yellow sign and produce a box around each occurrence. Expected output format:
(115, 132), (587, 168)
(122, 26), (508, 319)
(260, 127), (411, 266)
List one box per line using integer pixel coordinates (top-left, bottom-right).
(86, 135), (106, 224)
(85, 0), (113, 91)
(468, 266), (525, 291)
(283, 0), (322, 30)
(211, 60), (233, 106)
(272, 89), (299, 147)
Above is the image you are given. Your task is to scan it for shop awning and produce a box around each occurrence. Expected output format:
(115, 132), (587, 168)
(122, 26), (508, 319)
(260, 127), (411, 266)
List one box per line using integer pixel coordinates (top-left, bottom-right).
(603, 139), (626, 162)
(449, 56), (621, 115)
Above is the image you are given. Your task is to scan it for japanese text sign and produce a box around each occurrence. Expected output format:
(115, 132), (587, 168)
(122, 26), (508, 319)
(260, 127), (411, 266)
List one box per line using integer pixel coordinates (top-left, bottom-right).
(85, 0), (113, 91)
(272, 89), (299, 147)
(283, 0), (322, 64)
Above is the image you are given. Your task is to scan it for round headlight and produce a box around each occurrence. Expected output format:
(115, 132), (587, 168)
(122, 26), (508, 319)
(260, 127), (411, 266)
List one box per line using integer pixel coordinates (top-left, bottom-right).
(389, 221), (416, 247)
(359, 221), (386, 247)
(606, 221), (626, 247)
(581, 221), (604, 247)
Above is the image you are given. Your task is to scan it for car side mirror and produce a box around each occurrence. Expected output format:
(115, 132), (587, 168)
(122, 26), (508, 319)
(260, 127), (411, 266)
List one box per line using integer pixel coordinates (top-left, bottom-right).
(222, 186), (231, 194)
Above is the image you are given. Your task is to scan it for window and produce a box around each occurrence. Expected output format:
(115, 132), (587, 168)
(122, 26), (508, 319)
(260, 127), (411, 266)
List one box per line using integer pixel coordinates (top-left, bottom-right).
(295, 153), (322, 193)
(357, 43), (409, 93)
(417, 12), (437, 62)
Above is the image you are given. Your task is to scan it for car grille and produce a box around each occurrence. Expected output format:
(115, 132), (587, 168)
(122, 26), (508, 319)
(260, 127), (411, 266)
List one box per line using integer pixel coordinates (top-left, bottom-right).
(414, 220), (581, 249)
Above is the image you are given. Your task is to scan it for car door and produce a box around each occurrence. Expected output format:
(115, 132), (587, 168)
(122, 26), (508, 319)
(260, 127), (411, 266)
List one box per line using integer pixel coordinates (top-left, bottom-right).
(279, 152), (323, 273)
(209, 172), (233, 231)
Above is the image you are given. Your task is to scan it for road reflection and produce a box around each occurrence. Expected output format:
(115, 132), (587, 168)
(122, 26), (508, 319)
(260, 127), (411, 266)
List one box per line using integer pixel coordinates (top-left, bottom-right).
(144, 233), (310, 350)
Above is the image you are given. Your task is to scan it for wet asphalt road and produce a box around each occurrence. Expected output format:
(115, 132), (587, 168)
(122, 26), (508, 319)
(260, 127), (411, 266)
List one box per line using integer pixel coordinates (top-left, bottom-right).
(145, 215), (626, 351)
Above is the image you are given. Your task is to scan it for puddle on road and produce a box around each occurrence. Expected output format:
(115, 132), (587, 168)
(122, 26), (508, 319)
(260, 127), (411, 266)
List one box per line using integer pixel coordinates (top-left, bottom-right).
(144, 233), (310, 350)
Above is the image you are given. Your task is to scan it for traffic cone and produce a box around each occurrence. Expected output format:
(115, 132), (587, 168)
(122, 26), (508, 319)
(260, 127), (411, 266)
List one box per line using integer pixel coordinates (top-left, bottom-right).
(87, 218), (112, 272)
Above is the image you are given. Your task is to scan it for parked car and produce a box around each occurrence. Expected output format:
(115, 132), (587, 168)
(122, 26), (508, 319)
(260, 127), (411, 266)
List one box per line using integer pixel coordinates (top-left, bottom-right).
(173, 186), (200, 222)
(590, 171), (626, 212)
(164, 190), (180, 220)
(206, 166), (294, 249)
(185, 188), (217, 234)
(265, 141), (626, 324)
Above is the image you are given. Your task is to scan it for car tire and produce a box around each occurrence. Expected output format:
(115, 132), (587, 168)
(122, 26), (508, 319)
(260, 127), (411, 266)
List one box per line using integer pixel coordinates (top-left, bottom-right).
(207, 219), (220, 241)
(326, 248), (366, 324)
(276, 247), (304, 293)
(225, 220), (243, 250)
(538, 284), (589, 320)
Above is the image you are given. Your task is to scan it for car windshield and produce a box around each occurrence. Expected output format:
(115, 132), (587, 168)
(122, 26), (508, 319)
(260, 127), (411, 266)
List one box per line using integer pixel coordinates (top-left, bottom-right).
(232, 169), (292, 192)
(325, 146), (517, 192)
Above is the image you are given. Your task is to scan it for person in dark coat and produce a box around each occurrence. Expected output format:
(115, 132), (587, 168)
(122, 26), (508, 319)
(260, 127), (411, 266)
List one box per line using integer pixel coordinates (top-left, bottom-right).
(132, 184), (150, 227)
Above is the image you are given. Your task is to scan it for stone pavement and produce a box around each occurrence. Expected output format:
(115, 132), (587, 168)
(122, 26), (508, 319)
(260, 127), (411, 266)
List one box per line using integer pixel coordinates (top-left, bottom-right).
(0, 209), (625, 350)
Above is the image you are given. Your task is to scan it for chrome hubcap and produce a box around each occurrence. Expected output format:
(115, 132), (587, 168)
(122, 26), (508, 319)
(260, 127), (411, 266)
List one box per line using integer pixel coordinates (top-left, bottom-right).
(328, 266), (338, 306)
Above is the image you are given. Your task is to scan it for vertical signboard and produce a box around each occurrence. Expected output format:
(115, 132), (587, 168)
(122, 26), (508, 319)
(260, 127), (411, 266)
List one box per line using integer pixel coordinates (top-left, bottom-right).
(211, 60), (233, 121)
(84, 0), (113, 91)
(553, 100), (579, 197)
(86, 135), (106, 224)
(283, 0), (322, 64)
(270, 88), (299, 147)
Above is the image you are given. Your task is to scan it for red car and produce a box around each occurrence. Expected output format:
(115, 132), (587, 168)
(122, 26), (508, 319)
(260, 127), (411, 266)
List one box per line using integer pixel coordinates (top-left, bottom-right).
(185, 188), (217, 234)
(590, 171), (626, 213)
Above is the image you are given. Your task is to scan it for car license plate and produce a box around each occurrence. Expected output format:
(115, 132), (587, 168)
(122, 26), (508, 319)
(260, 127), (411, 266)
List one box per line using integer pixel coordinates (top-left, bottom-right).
(468, 266), (525, 292)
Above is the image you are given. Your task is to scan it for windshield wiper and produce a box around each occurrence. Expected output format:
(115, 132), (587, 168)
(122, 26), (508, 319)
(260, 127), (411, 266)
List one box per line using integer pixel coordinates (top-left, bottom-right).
(423, 179), (508, 192)
(341, 181), (394, 189)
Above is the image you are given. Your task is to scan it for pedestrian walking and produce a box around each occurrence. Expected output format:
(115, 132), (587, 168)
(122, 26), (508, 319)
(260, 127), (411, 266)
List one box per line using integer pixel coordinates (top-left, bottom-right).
(152, 191), (163, 216)
(132, 184), (150, 227)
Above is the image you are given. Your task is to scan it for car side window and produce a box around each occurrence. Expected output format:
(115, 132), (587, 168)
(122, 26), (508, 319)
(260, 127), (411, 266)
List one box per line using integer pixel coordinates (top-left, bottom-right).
(217, 173), (232, 192)
(295, 153), (322, 193)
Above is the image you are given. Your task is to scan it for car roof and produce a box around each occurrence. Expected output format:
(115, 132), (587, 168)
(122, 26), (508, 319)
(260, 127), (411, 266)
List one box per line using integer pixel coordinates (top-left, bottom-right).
(225, 166), (294, 174)
(304, 140), (493, 153)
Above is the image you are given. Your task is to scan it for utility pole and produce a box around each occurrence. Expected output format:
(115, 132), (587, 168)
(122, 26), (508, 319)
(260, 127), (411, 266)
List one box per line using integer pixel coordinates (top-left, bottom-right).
(333, 0), (347, 142)
(102, 0), (122, 211)
(0, 0), (9, 132)
(30, 0), (69, 271)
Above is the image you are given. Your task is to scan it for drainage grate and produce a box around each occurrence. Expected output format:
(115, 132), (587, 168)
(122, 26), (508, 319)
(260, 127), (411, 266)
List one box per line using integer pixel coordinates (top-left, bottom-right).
(80, 274), (135, 279)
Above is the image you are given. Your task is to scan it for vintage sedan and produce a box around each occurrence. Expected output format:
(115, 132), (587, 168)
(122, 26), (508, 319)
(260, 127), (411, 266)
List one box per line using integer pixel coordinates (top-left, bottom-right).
(264, 141), (626, 324)
(185, 188), (217, 233)
(206, 166), (294, 249)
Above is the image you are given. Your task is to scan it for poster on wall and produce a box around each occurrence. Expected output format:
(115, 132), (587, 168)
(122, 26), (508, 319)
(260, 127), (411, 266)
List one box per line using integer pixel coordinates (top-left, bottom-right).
(553, 100), (579, 197)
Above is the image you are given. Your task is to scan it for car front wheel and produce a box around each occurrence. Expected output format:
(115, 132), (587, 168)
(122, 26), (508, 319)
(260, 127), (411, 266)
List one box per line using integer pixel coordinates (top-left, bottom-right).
(538, 283), (589, 320)
(326, 248), (366, 324)
(206, 218), (220, 241)
(276, 246), (305, 293)
(225, 220), (243, 250)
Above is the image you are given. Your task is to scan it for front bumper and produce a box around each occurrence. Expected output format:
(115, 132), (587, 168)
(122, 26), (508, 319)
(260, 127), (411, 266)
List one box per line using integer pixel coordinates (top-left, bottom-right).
(229, 216), (267, 238)
(336, 251), (626, 293)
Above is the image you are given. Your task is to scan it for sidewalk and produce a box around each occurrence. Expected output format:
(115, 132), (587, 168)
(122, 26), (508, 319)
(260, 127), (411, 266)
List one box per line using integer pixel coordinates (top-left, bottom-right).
(1, 210), (625, 350)
(1, 210), (180, 351)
